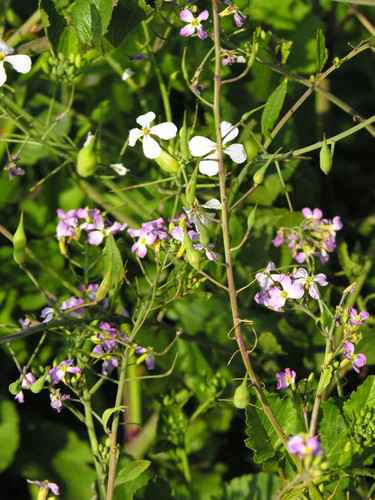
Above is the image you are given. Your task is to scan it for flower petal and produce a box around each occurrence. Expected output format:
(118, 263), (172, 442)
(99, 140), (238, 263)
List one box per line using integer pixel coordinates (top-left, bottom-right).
(221, 121), (238, 142)
(0, 61), (6, 86)
(5, 54), (31, 74)
(143, 134), (161, 159)
(189, 136), (216, 157)
(224, 143), (247, 163)
(0, 40), (13, 55)
(199, 159), (219, 176)
(180, 25), (196, 37)
(136, 111), (155, 128)
(201, 199), (222, 210)
(197, 26), (208, 40)
(150, 122), (177, 140)
(197, 10), (209, 21)
(128, 128), (143, 146)
(180, 10), (194, 22)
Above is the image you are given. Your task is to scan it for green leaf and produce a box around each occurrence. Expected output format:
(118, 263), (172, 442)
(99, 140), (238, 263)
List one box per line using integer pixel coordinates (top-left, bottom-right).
(103, 233), (124, 299)
(343, 375), (375, 423)
(95, 253), (113, 303)
(261, 78), (287, 139)
(71, 0), (115, 44)
(58, 26), (80, 57)
(318, 400), (348, 466)
(222, 473), (282, 499)
(102, 405), (127, 433)
(39, 0), (68, 56)
(257, 331), (283, 356)
(0, 398), (20, 473)
(333, 0), (375, 5)
(115, 460), (151, 486)
(245, 390), (304, 463)
(316, 27), (328, 75)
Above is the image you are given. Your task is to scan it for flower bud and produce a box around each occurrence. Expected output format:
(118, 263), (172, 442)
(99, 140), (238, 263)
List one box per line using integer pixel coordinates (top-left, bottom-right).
(253, 163), (269, 186)
(233, 375), (250, 409)
(183, 226), (201, 269)
(185, 164), (199, 206)
(155, 148), (179, 174)
(13, 211), (27, 266)
(320, 134), (333, 175)
(76, 132), (97, 177)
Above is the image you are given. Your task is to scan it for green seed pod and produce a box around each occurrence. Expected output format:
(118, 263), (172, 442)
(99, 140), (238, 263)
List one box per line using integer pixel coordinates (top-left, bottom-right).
(233, 374), (250, 409)
(155, 148), (179, 174)
(246, 204), (257, 233)
(13, 211), (27, 266)
(253, 163), (269, 186)
(183, 226), (201, 269)
(76, 133), (98, 177)
(179, 110), (189, 161)
(197, 219), (210, 247)
(185, 164), (199, 206)
(320, 134), (333, 175)
(58, 52), (65, 61)
(8, 380), (21, 396)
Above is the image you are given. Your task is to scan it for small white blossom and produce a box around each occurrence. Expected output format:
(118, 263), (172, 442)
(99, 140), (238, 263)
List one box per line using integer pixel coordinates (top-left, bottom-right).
(110, 163), (129, 176)
(122, 68), (134, 81)
(189, 121), (247, 176)
(129, 111), (177, 159)
(0, 40), (32, 87)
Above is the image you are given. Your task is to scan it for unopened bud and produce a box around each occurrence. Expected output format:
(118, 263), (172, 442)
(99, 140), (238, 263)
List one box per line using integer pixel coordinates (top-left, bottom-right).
(233, 374), (250, 409)
(76, 132), (97, 177)
(320, 134), (333, 175)
(13, 211), (27, 266)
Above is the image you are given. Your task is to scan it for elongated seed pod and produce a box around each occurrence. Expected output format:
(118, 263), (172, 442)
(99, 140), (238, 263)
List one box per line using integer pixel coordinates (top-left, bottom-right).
(183, 226), (201, 269)
(155, 148), (179, 174)
(13, 211), (27, 266)
(185, 164), (199, 206)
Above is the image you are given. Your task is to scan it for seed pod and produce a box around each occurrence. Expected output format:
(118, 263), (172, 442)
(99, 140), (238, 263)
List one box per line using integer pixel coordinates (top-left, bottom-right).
(155, 148), (179, 174)
(197, 219), (210, 247)
(183, 226), (201, 269)
(185, 164), (199, 206)
(233, 374), (250, 409)
(13, 211), (27, 266)
(320, 134), (333, 175)
(76, 133), (98, 177)
(179, 110), (190, 161)
(253, 163), (269, 186)
(247, 204), (257, 233)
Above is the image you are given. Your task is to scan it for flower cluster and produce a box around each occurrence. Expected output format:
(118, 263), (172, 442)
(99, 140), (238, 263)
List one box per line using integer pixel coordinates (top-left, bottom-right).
(254, 262), (328, 312)
(272, 208), (343, 265)
(47, 359), (81, 413)
(91, 321), (154, 376)
(56, 208), (127, 247)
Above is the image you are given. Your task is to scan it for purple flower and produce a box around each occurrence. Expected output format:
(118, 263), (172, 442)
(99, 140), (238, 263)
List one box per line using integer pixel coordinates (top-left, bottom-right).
(276, 368), (296, 389)
(287, 434), (323, 458)
(302, 207), (323, 220)
(292, 268), (328, 299)
(49, 388), (70, 413)
(49, 359), (81, 384)
(264, 275), (304, 311)
(27, 479), (59, 496)
(15, 369), (36, 403)
(180, 10), (209, 40)
(40, 307), (55, 323)
(255, 262), (277, 289)
(83, 213), (127, 245)
(221, 51), (246, 65)
(342, 342), (366, 373)
(348, 307), (369, 326)
(220, 2), (247, 27)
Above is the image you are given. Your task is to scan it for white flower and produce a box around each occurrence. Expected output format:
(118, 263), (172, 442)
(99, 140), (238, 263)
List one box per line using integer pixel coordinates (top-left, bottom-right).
(128, 111), (177, 159)
(185, 198), (222, 230)
(110, 163), (129, 176)
(122, 68), (134, 81)
(188, 121), (247, 176)
(0, 40), (32, 87)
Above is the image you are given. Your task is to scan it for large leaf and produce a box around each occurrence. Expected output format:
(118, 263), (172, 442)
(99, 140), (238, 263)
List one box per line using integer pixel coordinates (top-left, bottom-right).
(261, 78), (287, 138)
(115, 460), (151, 486)
(0, 398), (20, 473)
(343, 375), (375, 423)
(222, 473), (282, 499)
(39, 0), (68, 56)
(318, 400), (348, 467)
(316, 27), (328, 75)
(71, 0), (115, 44)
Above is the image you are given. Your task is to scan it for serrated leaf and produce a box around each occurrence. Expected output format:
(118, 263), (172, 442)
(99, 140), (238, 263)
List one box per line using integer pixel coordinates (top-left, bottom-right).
(343, 375), (375, 423)
(318, 400), (348, 466)
(261, 78), (287, 138)
(71, 0), (115, 44)
(316, 27), (328, 75)
(39, 0), (68, 56)
(115, 460), (151, 487)
(245, 405), (274, 462)
(102, 405), (127, 433)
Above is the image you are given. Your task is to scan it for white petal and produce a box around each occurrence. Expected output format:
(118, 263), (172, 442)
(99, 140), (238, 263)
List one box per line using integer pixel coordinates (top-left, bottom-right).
(5, 54), (31, 74)
(199, 159), (219, 176)
(0, 40), (13, 55)
(122, 68), (134, 81)
(221, 121), (238, 142)
(224, 143), (247, 163)
(0, 62), (6, 86)
(150, 122), (177, 140)
(201, 199), (222, 210)
(143, 134), (161, 159)
(128, 128), (143, 146)
(189, 136), (216, 157)
(136, 111), (155, 128)
(110, 163), (129, 175)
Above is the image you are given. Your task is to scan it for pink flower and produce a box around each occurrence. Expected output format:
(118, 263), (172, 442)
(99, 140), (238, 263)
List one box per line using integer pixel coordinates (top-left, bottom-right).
(49, 359), (81, 384)
(27, 479), (59, 496)
(292, 268), (328, 299)
(302, 207), (323, 220)
(287, 434), (323, 458)
(343, 342), (366, 373)
(348, 307), (369, 326)
(180, 10), (209, 40)
(276, 368), (296, 389)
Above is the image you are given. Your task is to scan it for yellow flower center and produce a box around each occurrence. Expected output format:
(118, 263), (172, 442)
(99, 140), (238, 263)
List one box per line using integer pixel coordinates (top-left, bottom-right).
(0, 52), (5, 62)
(141, 126), (150, 136)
